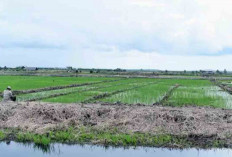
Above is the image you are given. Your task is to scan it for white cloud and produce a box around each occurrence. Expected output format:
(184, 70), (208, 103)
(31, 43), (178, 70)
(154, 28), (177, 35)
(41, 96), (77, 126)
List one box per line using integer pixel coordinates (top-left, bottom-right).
(72, 48), (232, 70)
(0, 0), (232, 69)
(131, 0), (166, 8)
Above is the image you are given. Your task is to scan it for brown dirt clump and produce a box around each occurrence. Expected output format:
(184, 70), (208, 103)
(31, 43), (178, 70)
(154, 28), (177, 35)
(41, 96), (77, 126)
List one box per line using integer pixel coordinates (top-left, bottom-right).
(0, 102), (232, 139)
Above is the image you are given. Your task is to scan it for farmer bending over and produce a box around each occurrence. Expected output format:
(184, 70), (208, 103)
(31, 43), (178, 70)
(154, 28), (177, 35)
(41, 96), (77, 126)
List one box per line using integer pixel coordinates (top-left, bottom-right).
(3, 86), (16, 102)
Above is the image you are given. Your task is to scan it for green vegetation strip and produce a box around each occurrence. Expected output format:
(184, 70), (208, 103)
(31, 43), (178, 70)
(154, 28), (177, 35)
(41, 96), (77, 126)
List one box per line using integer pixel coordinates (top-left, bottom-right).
(19, 78), (145, 102)
(82, 82), (159, 103)
(0, 76), (117, 91)
(24, 81), (130, 102)
(0, 127), (226, 149)
(0, 78), (125, 98)
(99, 81), (170, 105)
(163, 79), (232, 108)
(213, 80), (232, 95)
(14, 79), (124, 95)
(41, 79), (159, 103)
(3, 76), (232, 108)
(154, 84), (180, 105)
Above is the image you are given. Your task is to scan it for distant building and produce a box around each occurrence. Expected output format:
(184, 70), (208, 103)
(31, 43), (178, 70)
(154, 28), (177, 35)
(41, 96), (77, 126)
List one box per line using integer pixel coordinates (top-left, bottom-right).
(114, 68), (126, 72)
(201, 70), (214, 77)
(66, 66), (73, 70)
(24, 67), (38, 71)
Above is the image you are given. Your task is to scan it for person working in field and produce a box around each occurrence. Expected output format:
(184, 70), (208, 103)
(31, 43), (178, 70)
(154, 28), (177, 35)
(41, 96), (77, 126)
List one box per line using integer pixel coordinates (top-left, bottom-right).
(3, 86), (16, 102)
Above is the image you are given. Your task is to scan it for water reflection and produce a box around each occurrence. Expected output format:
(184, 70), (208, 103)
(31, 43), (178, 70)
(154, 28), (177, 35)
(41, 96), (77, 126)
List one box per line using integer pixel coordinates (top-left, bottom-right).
(1, 141), (232, 157)
(3, 141), (55, 153)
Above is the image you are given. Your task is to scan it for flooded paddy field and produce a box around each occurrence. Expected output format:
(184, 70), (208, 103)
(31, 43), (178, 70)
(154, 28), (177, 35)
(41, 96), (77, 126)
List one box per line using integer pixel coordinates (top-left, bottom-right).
(1, 75), (232, 108)
(1, 75), (232, 153)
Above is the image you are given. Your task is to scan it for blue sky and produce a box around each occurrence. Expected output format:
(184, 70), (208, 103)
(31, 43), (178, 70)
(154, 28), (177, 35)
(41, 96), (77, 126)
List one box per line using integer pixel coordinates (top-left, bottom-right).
(1, 0), (232, 70)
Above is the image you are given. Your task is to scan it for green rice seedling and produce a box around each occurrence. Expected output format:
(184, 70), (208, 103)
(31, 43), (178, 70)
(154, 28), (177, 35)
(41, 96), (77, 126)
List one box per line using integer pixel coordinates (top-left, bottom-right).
(43, 78), (158, 103)
(16, 132), (34, 142)
(17, 78), (132, 102)
(6, 75), (232, 108)
(101, 81), (170, 105)
(17, 85), (96, 102)
(82, 81), (158, 103)
(16, 132), (51, 146)
(0, 126), (223, 148)
(0, 131), (6, 140)
(33, 136), (51, 146)
(167, 80), (232, 108)
(52, 128), (76, 142)
(0, 75), (116, 91)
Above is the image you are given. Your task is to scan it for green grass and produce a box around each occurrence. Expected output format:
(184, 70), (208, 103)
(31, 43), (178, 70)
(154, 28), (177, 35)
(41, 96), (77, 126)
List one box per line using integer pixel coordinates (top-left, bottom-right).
(43, 91), (102, 103)
(101, 81), (171, 105)
(0, 127), (188, 147)
(2, 76), (232, 108)
(17, 132), (50, 146)
(18, 78), (133, 102)
(0, 76), (116, 91)
(167, 80), (232, 108)
(0, 130), (6, 140)
(0, 127), (226, 148)
(43, 78), (158, 103)
(17, 85), (96, 102)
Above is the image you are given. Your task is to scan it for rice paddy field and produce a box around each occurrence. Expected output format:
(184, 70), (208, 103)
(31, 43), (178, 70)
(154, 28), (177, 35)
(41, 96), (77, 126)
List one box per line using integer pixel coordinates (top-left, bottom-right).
(1, 75), (232, 108)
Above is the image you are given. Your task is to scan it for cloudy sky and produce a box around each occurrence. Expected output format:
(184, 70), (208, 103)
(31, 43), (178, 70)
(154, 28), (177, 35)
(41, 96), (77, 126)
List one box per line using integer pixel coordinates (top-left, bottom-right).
(1, 0), (232, 70)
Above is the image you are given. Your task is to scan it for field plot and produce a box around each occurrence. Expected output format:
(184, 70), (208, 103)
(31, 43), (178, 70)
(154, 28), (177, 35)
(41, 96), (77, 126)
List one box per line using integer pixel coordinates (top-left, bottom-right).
(2, 76), (232, 108)
(0, 76), (116, 91)
(167, 80), (232, 108)
(101, 81), (172, 105)
(42, 78), (158, 103)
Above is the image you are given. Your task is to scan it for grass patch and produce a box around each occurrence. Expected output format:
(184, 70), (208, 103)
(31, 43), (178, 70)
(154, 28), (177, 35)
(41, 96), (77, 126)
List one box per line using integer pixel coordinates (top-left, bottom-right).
(17, 132), (51, 146)
(0, 76), (115, 91)
(43, 78), (158, 103)
(0, 131), (6, 140)
(0, 127), (228, 149)
(101, 81), (170, 105)
(3, 76), (232, 108)
(167, 82), (232, 108)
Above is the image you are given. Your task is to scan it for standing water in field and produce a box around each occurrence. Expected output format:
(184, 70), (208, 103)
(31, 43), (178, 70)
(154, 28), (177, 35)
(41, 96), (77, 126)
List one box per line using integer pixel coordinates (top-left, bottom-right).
(1, 142), (232, 157)
(205, 86), (232, 109)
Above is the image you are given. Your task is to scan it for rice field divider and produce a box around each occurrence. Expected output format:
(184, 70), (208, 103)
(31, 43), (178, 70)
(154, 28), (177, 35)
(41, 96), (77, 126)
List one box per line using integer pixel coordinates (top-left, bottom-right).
(81, 81), (159, 104)
(153, 84), (180, 105)
(0, 78), (126, 98)
(211, 79), (232, 95)
(23, 79), (142, 102)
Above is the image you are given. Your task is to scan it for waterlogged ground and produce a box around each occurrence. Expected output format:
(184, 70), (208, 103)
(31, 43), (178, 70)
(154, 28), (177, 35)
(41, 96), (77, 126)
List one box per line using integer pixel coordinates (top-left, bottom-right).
(1, 142), (232, 157)
(167, 81), (232, 108)
(206, 86), (232, 108)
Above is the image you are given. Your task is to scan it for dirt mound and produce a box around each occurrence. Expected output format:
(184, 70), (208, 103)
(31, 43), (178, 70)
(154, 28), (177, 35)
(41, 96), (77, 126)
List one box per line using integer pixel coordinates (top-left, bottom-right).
(1, 102), (232, 139)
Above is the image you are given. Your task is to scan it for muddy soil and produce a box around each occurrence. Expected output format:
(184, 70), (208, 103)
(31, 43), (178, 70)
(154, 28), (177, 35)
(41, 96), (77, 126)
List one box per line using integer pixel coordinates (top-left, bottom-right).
(0, 102), (232, 141)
